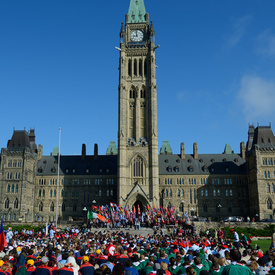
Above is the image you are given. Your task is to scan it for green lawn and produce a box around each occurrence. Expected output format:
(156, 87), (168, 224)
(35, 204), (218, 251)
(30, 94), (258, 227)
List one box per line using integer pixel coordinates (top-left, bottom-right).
(250, 239), (272, 253)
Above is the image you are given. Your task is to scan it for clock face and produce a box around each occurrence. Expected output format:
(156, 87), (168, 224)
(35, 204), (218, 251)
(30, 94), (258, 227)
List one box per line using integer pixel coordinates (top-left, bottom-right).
(130, 30), (144, 42)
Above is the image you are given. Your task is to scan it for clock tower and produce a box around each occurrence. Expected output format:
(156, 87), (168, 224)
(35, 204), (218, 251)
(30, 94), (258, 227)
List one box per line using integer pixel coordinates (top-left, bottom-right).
(118, 0), (159, 209)
(118, 0), (159, 208)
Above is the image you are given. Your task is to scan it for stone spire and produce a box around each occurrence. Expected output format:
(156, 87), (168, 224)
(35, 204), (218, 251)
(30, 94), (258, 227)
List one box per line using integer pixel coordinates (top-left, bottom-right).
(127, 0), (147, 23)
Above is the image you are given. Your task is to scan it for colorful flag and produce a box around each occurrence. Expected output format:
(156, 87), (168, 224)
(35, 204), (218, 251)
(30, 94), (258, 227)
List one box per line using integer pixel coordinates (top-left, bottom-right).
(0, 218), (8, 251)
(87, 211), (107, 222)
(45, 221), (48, 237)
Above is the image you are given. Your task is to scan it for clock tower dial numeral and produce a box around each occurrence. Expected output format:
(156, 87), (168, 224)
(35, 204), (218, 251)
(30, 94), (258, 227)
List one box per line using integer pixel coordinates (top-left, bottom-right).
(130, 30), (144, 42)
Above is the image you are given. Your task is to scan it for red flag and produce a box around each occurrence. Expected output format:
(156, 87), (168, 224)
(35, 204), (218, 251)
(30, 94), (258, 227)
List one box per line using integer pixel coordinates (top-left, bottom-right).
(138, 205), (141, 216)
(0, 218), (8, 251)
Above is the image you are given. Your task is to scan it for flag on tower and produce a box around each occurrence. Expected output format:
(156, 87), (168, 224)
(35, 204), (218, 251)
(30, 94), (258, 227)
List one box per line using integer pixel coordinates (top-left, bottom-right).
(0, 217), (8, 251)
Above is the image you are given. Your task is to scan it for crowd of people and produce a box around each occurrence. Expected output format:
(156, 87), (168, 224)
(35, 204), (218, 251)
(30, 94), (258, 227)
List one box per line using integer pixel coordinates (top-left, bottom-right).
(0, 224), (275, 275)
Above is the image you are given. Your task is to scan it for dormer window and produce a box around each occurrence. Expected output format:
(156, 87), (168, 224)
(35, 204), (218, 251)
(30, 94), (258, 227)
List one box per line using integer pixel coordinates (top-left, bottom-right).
(38, 167), (43, 173)
(167, 166), (172, 172)
(174, 166), (179, 172)
(188, 166), (193, 172)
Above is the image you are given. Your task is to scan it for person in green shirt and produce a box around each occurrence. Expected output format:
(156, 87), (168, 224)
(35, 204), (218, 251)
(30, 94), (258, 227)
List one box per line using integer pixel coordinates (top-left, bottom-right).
(240, 233), (248, 246)
(221, 249), (252, 275)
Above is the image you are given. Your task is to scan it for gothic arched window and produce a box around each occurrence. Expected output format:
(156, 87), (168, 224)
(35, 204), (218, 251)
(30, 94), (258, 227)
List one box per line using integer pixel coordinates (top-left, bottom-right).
(181, 189), (184, 197)
(5, 198), (9, 209)
(50, 202), (54, 212)
(177, 189), (180, 197)
(16, 184), (18, 193)
(7, 185), (10, 193)
(62, 203), (66, 212)
(134, 59), (137, 76)
(14, 198), (18, 209)
(267, 199), (272, 210)
(128, 59), (132, 76)
(267, 184), (270, 193)
(179, 203), (184, 212)
(139, 59), (142, 76)
(216, 204), (221, 213)
(11, 184), (14, 193)
(132, 156), (144, 178)
(73, 203), (77, 212)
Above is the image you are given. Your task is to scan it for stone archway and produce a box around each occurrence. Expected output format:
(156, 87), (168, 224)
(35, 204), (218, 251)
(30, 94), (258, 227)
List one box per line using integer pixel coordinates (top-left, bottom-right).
(127, 192), (149, 211)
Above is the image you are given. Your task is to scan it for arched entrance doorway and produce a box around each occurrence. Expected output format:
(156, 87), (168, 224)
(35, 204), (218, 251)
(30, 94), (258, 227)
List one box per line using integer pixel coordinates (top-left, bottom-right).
(134, 200), (144, 217)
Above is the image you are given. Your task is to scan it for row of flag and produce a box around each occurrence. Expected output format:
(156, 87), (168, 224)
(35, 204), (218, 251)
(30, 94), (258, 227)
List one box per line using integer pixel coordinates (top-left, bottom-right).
(86, 202), (187, 224)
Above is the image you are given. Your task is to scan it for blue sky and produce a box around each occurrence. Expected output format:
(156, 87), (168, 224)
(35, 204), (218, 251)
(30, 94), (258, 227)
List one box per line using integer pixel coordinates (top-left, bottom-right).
(1, 0), (275, 156)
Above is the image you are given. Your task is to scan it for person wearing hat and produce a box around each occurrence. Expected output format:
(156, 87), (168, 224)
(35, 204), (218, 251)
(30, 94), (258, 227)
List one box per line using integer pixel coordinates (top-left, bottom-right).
(34, 257), (52, 275)
(79, 256), (94, 275)
(26, 259), (36, 275)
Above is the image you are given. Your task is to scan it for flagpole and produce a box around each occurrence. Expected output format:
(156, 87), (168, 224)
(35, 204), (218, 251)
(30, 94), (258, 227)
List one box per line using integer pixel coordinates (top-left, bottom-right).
(55, 127), (61, 228)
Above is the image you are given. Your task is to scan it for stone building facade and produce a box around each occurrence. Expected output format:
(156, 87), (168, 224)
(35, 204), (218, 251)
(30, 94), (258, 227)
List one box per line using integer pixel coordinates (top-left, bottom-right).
(0, 0), (274, 222)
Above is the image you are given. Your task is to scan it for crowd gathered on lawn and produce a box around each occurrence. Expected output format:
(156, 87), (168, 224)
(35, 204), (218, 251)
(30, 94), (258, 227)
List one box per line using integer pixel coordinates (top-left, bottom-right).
(1, 218), (275, 275)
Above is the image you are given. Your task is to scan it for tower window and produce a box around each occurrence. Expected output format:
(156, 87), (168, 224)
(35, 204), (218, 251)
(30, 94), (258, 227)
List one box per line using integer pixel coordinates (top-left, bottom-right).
(128, 59), (132, 76)
(139, 59), (142, 76)
(133, 156), (144, 177)
(144, 59), (147, 76)
(130, 89), (136, 99)
(134, 59), (137, 76)
(140, 89), (146, 98)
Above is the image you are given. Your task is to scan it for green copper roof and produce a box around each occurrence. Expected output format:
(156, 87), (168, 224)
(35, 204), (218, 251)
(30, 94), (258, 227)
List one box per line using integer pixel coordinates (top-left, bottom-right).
(128, 0), (147, 23)
(224, 143), (233, 154)
(52, 146), (59, 156)
(160, 140), (173, 155)
(106, 141), (118, 155)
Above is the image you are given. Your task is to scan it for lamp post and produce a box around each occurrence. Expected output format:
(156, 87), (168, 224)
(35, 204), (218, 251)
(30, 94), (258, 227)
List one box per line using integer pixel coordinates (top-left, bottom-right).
(83, 207), (87, 226)
(218, 204), (222, 221)
(92, 200), (96, 227)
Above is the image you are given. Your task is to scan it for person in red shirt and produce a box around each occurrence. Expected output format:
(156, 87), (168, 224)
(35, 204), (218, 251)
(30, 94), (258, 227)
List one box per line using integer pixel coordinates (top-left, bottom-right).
(34, 257), (52, 275)
(26, 260), (36, 275)
(115, 249), (129, 265)
(79, 256), (94, 275)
